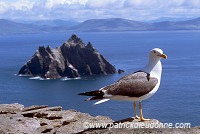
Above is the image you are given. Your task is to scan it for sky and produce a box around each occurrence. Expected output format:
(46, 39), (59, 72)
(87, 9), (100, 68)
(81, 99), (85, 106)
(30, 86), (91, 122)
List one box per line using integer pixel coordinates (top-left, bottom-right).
(0, 0), (200, 22)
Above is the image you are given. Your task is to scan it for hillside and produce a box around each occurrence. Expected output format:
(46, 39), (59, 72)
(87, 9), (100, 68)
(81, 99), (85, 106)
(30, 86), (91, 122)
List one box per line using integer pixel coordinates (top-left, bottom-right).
(70, 18), (152, 31)
(72, 17), (200, 31)
(0, 19), (69, 35)
(0, 17), (200, 34)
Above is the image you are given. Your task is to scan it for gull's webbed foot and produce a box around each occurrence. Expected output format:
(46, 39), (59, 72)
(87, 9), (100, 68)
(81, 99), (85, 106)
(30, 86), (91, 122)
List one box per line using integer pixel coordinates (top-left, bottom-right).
(135, 115), (140, 119)
(139, 117), (150, 122)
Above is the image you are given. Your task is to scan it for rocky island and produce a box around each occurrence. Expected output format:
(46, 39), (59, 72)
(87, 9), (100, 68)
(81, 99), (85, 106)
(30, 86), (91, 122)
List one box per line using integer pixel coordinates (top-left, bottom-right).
(18, 34), (116, 79)
(0, 103), (199, 134)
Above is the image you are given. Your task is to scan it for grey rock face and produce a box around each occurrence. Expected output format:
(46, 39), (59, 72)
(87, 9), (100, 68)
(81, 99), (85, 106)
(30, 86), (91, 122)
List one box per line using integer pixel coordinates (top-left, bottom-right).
(0, 103), (24, 114)
(0, 104), (113, 134)
(0, 104), (198, 134)
(18, 34), (116, 79)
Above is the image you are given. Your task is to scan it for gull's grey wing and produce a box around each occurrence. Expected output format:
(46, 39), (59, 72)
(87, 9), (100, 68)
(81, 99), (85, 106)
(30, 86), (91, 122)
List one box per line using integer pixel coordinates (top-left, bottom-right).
(103, 71), (158, 97)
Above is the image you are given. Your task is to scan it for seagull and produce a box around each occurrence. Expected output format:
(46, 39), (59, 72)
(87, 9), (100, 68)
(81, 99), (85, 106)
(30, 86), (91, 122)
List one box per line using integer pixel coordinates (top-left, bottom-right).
(79, 48), (167, 121)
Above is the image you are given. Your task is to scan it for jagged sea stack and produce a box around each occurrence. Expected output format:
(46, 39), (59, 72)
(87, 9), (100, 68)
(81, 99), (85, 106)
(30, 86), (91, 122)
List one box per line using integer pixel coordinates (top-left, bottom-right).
(18, 34), (116, 79)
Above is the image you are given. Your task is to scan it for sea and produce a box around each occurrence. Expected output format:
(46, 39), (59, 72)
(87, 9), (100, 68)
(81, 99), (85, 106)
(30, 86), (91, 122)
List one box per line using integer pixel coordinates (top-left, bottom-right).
(0, 31), (200, 126)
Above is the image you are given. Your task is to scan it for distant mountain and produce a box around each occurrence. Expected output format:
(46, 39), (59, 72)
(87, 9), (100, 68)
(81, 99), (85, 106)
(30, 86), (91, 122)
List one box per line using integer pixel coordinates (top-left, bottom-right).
(0, 19), (73, 35)
(0, 19), (39, 34)
(71, 17), (200, 31)
(0, 17), (200, 34)
(152, 17), (200, 30)
(25, 19), (80, 27)
(70, 18), (152, 32)
(148, 17), (193, 22)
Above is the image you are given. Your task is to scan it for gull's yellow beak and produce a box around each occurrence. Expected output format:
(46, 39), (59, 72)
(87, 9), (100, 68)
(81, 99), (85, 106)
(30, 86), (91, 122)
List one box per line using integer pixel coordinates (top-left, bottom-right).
(159, 54), (167, 59)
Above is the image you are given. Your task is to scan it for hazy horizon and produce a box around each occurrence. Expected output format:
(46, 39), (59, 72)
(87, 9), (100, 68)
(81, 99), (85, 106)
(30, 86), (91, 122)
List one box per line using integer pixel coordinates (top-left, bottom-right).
(1, 16), (200, 23)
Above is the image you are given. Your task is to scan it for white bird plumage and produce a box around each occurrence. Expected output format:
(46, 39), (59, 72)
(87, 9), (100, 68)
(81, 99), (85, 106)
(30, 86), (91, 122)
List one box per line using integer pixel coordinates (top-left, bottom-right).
(79, 48), (167, 121)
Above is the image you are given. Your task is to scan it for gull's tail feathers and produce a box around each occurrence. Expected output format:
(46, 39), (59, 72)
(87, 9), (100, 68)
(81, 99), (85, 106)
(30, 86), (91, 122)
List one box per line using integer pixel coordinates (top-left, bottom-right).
(78, 90), (104, 96)
(78, 90), (110, 105)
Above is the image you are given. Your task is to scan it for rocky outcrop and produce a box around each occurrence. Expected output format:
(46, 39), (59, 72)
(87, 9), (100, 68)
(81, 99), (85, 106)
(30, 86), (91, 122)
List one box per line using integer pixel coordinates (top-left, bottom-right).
(0, 103), (113, 134)
(18, 34), (116, 79)
(0, 103), (199, 134)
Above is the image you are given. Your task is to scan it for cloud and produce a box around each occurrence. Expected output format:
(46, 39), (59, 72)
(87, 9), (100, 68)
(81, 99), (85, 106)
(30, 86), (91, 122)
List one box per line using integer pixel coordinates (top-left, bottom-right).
(86, 0), (124, 9)
(0, 1), (8, 14)
(11, 0), (33, 10)
(182, 0), (200, 8)
(124, 0), (158, 8)
(0, 0), (33, 12)
(0, 0), (200, 21)
(42, 0), (88, 8)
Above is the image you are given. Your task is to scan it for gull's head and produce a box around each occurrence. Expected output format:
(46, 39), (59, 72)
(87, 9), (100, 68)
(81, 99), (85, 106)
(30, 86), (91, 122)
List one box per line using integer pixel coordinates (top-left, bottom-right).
(149, 48), (167, 61)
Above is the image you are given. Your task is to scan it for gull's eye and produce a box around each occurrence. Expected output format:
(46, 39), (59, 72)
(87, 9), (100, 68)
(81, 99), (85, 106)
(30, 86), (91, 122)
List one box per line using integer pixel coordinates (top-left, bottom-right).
(153, 50), (156, 53)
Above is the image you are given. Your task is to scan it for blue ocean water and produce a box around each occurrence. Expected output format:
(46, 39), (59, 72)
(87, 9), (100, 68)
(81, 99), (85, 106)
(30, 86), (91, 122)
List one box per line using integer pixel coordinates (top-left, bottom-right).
(0, 31), (200, 126)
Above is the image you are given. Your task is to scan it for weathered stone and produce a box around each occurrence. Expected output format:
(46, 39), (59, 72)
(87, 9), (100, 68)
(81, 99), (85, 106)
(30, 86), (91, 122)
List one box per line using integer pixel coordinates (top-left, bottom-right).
(82, 127), (200, 134)
(35, 112), (48, 118)
(37, 125), (54, 133)
(52, 110), (113, 134)
(46, 114), (62, 120)
(36, 111), (63, 120)
(0, 103), (24, 114)
(22, 106), (62, 117)
(22, 105), (48, 112)
(40, 122), (48, 126)
(0, 114), (40, 134)
(0, 104), (199, 134)
(18, 34), (116, 79)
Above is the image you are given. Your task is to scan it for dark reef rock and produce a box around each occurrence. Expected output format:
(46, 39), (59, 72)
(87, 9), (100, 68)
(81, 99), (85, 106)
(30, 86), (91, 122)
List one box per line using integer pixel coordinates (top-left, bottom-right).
(18, 34), (116, 79)
(118, 69), (125, 74)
